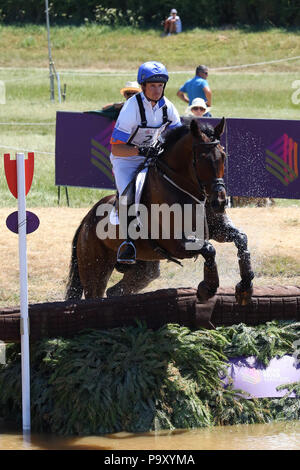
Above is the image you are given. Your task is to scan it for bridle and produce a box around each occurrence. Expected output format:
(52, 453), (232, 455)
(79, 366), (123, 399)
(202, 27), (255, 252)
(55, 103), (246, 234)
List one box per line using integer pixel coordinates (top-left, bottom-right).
(192, 138), (226, 196)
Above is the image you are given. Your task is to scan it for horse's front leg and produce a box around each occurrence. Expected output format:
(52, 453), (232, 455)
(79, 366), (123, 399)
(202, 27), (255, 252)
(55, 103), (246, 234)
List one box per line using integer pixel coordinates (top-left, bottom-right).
(197, 241), (219, 302)
(219, 221), (254, 306)
(232, 228), (254, 305)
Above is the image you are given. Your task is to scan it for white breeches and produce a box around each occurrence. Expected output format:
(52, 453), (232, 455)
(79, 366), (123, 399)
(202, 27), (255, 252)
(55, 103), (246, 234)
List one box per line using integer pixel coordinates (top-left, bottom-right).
(110, 154), (145, 197)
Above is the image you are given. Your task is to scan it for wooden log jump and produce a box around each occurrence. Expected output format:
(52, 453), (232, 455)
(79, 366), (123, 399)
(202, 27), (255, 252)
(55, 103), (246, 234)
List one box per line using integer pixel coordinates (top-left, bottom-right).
(0, 285), (300, 343)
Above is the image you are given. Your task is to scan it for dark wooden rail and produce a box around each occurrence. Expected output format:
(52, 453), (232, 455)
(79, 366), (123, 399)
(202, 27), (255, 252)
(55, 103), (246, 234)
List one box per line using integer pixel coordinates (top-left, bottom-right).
(1, 285), (299, 342)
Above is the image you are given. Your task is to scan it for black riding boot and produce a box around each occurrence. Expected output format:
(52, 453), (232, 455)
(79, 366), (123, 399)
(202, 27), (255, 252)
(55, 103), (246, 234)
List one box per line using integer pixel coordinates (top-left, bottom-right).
(117, 214), (137, 264)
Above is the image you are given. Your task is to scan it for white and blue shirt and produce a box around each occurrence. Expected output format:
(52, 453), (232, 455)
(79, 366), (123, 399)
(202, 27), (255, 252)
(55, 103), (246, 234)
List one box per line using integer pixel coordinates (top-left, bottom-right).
(110, 92), (181, 146)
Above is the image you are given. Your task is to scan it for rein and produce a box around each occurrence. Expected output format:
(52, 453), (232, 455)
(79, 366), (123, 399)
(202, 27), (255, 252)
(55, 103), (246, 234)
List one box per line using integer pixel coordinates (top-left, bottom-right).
(141, 132), (226, 205)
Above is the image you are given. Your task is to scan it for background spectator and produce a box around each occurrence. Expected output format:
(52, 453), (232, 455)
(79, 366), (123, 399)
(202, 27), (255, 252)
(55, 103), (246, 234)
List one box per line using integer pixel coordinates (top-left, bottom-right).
(177, 65), (212, 111)
(164, 9), (182, 35)
(90, 81), (141, 120)
(102, 80), (141, 114)
(187, 97), (210, 118)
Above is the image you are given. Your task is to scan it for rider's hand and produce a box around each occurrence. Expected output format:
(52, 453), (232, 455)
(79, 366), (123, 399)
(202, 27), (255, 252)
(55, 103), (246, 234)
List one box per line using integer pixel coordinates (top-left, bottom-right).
(138, 147), (151, 157)
(138, 146), (162, 158)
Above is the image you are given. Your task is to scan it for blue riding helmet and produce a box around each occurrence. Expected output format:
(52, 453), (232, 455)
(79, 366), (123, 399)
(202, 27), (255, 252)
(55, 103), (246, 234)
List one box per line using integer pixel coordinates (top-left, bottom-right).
(137, 61), (169, 85)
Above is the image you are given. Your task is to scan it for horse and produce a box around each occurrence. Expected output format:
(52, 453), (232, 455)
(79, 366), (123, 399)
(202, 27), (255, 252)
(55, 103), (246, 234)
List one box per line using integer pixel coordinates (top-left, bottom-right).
(66, 118), (254, 305)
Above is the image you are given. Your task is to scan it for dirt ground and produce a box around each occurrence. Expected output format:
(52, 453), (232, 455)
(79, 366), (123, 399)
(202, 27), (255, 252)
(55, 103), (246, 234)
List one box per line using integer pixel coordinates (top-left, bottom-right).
(0, 206), (300, 308)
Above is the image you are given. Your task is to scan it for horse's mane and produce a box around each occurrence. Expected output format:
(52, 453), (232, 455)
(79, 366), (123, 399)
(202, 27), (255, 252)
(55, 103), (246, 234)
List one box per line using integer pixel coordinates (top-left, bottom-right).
(162, 121), (215, 152)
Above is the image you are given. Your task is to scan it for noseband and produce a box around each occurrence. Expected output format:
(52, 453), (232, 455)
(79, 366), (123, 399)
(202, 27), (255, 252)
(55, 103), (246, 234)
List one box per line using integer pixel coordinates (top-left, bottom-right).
(192, 139), (226, 196)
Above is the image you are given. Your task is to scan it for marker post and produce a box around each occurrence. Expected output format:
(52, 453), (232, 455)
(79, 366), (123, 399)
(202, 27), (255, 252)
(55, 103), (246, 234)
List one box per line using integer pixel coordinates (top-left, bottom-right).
(4, 151), (38, 434)
(17, 153), (31, 432)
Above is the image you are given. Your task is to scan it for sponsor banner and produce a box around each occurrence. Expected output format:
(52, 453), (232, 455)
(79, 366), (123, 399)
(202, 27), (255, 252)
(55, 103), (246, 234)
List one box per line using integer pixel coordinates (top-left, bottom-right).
(227, 355), (300, 398)
(226, 118), (300, 198)
(55, 112), (300, 198)
(55, 111), (115, 189)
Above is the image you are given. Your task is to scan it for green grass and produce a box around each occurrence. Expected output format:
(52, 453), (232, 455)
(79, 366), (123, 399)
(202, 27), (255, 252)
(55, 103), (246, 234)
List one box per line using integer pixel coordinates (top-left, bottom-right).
(0, 24), (299, 71)
(0, 25), (299, 207)
(256, 255), (300, 278)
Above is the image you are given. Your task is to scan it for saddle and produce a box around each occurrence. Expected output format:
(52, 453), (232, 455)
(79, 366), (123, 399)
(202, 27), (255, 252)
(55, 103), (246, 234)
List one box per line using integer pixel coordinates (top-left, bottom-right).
(113, 145), (162, 214)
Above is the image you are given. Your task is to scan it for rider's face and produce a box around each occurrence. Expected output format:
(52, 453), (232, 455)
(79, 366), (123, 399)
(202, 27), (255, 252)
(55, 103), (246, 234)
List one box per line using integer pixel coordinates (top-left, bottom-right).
(144, 82), (164, 102)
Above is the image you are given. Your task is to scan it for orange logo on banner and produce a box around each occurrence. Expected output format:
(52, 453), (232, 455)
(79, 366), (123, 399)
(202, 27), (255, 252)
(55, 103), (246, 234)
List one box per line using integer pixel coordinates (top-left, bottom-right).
(4, 152), (34, 198)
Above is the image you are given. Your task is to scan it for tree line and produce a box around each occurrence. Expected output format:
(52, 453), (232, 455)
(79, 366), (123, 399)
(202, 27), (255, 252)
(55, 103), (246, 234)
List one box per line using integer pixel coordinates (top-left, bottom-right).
(0, 0), (299, 27)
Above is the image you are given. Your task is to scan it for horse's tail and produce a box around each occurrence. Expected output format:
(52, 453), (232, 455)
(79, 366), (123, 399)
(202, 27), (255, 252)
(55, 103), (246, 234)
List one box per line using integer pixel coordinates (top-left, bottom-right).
(65, 223), (83, 300)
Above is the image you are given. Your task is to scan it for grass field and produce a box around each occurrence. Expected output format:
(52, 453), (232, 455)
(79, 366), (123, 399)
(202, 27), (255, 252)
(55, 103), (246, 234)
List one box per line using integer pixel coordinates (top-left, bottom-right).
(0, 25), (299, 71)
(0, 25), (299, 305)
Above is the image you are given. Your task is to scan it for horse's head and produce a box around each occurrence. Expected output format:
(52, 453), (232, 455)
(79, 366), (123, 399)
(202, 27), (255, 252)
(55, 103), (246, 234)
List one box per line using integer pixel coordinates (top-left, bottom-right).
(190, 118), (227, 213)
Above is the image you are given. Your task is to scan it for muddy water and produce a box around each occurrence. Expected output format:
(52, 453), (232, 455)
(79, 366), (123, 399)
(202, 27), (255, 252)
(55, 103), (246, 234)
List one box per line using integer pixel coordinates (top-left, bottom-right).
(0, 421), (299, 450)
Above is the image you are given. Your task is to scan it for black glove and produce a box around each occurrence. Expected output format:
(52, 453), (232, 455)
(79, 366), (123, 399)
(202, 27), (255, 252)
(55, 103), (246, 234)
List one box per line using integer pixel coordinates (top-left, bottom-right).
(138, 146), (160, 158)
(138, 146), (150, 157)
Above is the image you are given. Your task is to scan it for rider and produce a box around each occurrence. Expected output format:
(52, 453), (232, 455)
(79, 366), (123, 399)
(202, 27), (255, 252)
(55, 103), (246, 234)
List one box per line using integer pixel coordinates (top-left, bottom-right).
(110, 61), (182, 264)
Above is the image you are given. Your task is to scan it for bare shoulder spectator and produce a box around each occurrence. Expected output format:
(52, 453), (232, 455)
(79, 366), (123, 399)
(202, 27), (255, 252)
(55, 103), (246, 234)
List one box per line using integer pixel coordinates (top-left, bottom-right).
(164, 9), (182, 36)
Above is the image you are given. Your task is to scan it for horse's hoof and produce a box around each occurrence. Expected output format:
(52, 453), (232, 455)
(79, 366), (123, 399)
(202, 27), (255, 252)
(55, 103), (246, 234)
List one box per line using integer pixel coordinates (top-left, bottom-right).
(106, 285), (123, 297)
(197, 281), (217, 303)
(235, 282), (253, 306)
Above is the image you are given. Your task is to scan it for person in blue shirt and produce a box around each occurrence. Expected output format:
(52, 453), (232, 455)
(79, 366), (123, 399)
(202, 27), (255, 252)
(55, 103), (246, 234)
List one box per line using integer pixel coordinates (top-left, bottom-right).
(177, 65), (212, 116)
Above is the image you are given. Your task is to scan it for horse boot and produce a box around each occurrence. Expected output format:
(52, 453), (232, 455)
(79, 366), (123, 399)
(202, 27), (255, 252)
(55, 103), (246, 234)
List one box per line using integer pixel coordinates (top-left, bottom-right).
(117, 213), (137, 265)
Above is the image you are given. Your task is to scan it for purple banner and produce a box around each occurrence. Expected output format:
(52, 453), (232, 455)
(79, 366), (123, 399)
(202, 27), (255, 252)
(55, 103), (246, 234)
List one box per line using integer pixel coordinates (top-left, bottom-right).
(55, 112), (300, 198)
(226, 118), (300, 199)
(55, 112), (115, 189)
(227, 355), (300, 398)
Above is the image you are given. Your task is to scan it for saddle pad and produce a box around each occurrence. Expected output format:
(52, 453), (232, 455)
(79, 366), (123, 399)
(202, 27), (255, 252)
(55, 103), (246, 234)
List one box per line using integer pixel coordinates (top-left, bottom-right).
(109, 167), (148, 226)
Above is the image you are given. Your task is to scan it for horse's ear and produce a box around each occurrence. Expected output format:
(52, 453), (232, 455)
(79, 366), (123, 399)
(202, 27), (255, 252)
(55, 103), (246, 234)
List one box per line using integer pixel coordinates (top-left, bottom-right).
(214, 117), (226, 139)
(190, 119), (200, 137)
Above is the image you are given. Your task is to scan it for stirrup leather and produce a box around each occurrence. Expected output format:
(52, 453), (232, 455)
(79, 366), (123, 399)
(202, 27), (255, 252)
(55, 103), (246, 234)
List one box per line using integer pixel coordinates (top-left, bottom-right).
(117, 240), (136, 264)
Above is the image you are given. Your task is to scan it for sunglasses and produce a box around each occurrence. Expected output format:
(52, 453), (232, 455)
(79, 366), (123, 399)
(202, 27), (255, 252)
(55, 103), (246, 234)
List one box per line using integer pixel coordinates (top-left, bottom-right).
(192, 107), (206, 111)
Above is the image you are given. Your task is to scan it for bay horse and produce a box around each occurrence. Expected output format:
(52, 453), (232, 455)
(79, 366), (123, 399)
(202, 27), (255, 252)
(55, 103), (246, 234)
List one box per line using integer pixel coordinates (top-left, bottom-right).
(66, 118), (254, 305)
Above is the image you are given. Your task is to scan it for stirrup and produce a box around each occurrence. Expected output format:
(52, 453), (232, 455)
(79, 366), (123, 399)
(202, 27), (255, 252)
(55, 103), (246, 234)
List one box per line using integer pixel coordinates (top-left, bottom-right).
(117, 240), (136, 264)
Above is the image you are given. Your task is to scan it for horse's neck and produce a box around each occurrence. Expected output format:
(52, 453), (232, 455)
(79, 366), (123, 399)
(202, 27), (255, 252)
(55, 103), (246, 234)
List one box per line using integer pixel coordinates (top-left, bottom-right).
(161, 134), (203, 197)
(163, 134), (192, 171)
